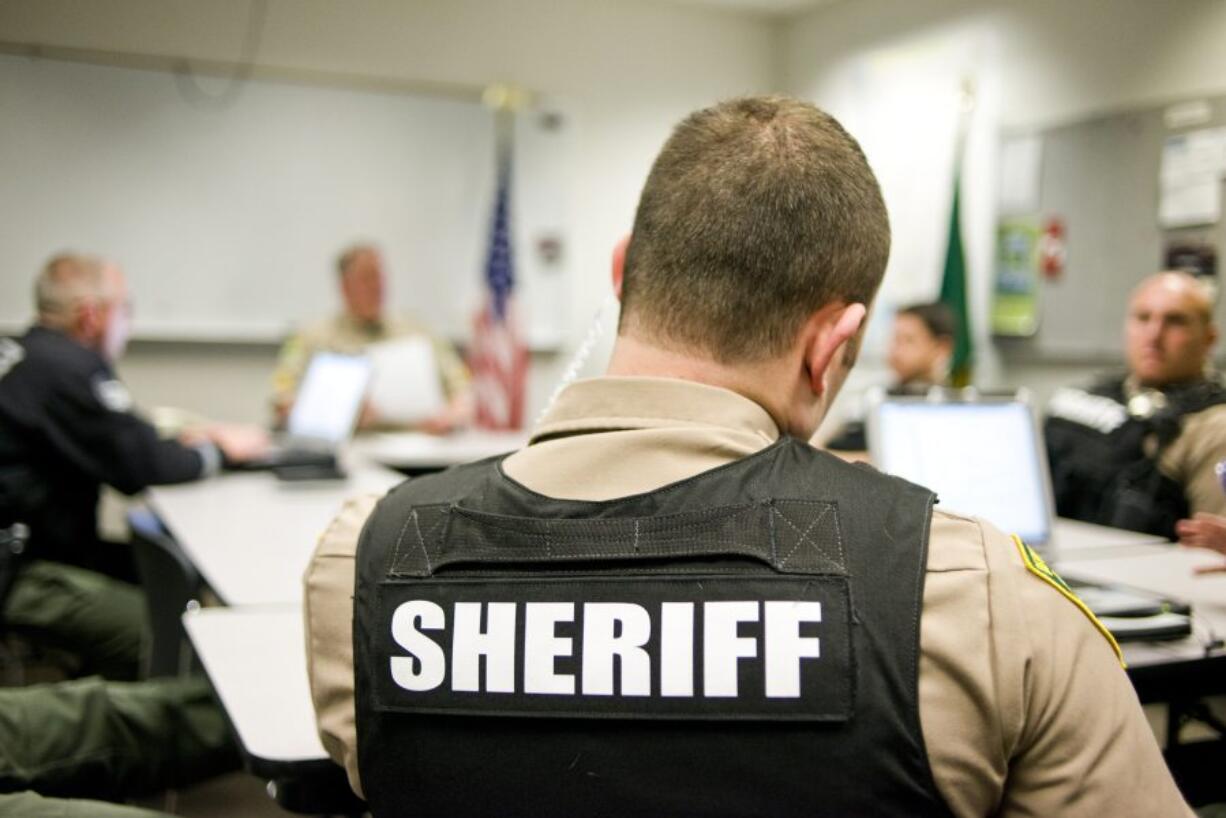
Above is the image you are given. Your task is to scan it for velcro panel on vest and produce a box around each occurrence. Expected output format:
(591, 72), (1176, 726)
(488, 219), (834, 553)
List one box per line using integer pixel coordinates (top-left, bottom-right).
(374, 499), (851, 722)
(384, 500), (845, 577)
(372, 575), (852, 721)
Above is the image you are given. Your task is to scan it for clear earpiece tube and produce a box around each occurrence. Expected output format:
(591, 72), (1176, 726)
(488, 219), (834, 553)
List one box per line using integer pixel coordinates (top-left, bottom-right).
(534, 294), (618, 427)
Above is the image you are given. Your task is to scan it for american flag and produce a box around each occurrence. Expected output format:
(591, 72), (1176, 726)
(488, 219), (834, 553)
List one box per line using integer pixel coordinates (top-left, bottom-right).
(470, 149), (529, 430)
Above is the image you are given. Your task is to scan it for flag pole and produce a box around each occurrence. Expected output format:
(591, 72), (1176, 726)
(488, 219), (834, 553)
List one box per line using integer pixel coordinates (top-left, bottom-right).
(482, 83), (531, 163)
(939, 77), (976, 387)
(471, 83), (532, 430)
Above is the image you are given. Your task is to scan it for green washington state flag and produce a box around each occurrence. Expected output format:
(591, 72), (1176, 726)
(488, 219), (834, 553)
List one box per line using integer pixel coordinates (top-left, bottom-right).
(939, 171), (973, 387)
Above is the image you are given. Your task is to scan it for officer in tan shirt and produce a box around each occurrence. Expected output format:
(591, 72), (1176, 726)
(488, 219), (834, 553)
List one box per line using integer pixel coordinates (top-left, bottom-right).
(271, 243), (471, 432)
(305, 97), (1191, 816)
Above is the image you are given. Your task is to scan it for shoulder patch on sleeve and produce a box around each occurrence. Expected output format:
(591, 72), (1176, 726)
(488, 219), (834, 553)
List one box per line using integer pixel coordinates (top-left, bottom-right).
(1047, 387), (1128, 434)
(92, 377), (134, 413)
(0, 339), (25, 380)
(1012, 535), (1125, 668)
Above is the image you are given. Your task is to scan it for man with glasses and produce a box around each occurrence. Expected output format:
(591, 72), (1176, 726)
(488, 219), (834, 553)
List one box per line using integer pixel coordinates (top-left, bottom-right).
(0, 253), (265, 678)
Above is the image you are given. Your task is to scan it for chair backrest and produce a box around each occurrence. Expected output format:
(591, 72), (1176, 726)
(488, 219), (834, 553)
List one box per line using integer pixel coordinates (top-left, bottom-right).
(0, 523), (30, 684)
(0, 522), (29, 615)
(127, 507), (202, 678)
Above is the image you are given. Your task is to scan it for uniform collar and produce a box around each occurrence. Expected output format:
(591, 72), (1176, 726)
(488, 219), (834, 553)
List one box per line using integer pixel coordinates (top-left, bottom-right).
(28, 324), (107, 366)
(23, 326), (113, 377)
(337, 312), (385, 337)
(1122, 372), (1223, 400)
(530, 376), (781, 444)
(29, 323), (72, 343)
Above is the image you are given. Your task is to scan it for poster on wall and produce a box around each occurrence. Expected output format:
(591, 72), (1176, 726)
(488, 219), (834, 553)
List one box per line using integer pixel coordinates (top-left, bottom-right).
(1159, 127), (1226, 228)
(991, 217), (1041, 337)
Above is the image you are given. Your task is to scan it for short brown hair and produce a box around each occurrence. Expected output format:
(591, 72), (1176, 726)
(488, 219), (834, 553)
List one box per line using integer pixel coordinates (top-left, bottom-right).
(897, 302), (955, 341)
(336, 243), (377, 278)
(620, 96), (890, 362)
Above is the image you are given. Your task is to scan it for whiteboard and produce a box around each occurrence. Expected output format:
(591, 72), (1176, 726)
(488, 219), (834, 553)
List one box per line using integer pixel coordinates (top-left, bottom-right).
(0, 53), (571, 345)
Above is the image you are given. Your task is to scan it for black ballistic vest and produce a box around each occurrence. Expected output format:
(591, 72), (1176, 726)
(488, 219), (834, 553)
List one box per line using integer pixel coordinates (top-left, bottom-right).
(353, 436), (950, 818)
(1045, 376), (1226, 539)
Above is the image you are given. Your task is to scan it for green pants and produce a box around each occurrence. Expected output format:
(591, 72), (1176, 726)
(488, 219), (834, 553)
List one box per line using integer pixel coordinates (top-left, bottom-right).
(2, 561), (144, 681)
(0, 675), (238, 801)
(0, 791), (171, 817)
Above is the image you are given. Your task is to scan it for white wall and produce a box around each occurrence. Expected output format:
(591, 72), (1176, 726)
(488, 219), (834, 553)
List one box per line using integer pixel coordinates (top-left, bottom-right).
(789, 0), (1226, 133)
(9, 0), (1226, 427)
(0, 0), (777, 423)
(785, 0), (1226, 435)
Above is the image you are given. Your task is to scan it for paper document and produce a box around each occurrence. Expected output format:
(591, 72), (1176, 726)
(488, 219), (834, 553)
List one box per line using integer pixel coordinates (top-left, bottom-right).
(1060, 547), (1226, 610)
(1159, 128), (1226, 228)
(367, 336), (446, 425)
(1160, 180), (1220, 228)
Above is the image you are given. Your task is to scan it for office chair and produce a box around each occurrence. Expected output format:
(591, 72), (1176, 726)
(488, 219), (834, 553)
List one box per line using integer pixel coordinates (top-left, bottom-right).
(264, 760), (367, 817)
(0, 522), (29, 685)
(126, 506), (202, 678)
(126, 509), (366, 816)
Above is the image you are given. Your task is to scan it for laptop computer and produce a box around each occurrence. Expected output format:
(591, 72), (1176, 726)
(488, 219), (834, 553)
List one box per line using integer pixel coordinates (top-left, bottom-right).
(867, 391), (1055, 547)
(236, 351), (373, 480)
(866, 391), (1192, 641)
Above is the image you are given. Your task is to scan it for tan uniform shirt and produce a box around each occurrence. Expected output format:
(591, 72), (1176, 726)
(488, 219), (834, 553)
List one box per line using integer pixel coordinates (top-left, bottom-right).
(304, 377), (1191, 816)
(1161, 403), (1226, 517)
(271, 313), (470, 410)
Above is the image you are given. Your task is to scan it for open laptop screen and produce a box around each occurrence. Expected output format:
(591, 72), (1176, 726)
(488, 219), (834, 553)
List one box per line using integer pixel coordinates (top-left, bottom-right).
(287, 352), (373, 445)
(870, 399), (1052, 545)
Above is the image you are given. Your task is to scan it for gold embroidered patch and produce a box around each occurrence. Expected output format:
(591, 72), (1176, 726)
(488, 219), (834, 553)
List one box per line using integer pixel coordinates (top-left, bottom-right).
(1012, 535), (1125, 668)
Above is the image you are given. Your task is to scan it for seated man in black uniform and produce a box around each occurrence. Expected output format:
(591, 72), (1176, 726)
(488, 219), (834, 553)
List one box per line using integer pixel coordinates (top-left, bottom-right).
(0, 253), (265, 676)
(0, 254), (267, 813)
(305, 96), (1189, 817)
(1045, 270), (1226, 539)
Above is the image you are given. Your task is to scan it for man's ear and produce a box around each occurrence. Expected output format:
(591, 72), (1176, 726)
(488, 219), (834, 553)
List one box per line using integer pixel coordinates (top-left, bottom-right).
(72, 298), (105, 349)
(611, 234), (630, 301)
(804, 303), (867, 397)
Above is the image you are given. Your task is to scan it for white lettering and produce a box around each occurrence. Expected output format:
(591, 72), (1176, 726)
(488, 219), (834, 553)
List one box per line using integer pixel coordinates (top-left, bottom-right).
(764, 601), (822, 698)
(582, 602), (652, 696)
(388, 597), (826, 700)
(659, 602), (695, 697)
(390, 600), (446, 691)
(524, 602), (575, 694)
(452, 602), (517, 693)
(703, 601), (759, 697)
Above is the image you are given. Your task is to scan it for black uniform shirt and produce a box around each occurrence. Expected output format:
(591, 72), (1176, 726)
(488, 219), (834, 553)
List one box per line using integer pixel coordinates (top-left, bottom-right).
(0, 325), (207, 571)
